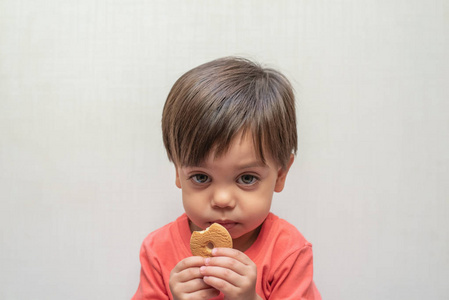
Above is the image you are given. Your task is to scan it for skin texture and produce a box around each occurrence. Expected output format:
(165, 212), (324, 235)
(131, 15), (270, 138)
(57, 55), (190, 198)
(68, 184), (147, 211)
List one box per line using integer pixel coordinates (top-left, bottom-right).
(169, 132), (294, 300)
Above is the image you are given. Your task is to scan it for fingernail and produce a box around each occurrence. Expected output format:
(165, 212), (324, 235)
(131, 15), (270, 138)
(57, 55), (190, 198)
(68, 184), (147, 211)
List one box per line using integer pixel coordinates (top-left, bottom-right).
(200, 266), (206, 273)
(205, 258), (210, 265)
(212, 248), (217, 255)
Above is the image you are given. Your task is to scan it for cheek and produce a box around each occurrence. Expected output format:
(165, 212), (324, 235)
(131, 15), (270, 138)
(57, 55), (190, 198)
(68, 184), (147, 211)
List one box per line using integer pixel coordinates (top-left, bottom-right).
(182, 185), (207, 202)
(181, 188), (196, 208)
(182, 196), (201, 220)
(240, 188), (273, 211)
(181, 187), (209, 214)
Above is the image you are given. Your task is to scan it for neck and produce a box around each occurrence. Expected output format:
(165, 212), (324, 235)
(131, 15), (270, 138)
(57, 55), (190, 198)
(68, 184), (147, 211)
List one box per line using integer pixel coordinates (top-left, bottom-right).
(232, 225), (262, 252)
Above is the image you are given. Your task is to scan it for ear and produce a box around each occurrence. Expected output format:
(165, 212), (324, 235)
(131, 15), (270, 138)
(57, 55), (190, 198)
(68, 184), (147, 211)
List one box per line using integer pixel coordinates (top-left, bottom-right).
(274, 154), (294, 193)
(175, 166), (181, 189)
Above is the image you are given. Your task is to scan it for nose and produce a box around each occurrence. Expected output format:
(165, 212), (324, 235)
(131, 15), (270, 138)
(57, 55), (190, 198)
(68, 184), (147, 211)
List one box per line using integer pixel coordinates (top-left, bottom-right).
(211, 186), (236, 209)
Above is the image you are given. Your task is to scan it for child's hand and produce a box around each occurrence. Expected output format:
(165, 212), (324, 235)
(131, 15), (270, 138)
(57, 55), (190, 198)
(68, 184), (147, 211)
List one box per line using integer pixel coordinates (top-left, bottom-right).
(169, 256), (220, 300)
(199, 248), (262, 300)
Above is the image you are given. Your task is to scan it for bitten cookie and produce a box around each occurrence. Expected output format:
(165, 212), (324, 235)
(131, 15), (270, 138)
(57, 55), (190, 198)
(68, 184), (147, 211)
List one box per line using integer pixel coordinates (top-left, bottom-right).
(190, 223), (233, 257)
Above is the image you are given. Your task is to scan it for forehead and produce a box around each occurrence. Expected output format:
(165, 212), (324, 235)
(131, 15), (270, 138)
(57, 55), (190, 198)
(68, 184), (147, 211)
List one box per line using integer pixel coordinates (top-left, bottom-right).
(193, 131), (272, 168)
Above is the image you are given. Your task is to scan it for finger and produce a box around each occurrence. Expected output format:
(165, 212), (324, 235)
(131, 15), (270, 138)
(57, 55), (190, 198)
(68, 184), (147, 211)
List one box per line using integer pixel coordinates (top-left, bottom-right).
(171, 257), (206, 284)
(178, 278), (212, 293)
(200, 265), (241, 285)
(212, 247), (253, 265)
(202, 265), (257, 299)
(177, 268), (204, 284)
(205, 256), (247, 276)
(189, 287), (220, 299)
(202, 274), (236, 295)
(172, 256), (205, 273)
(170, 279), (219, 299)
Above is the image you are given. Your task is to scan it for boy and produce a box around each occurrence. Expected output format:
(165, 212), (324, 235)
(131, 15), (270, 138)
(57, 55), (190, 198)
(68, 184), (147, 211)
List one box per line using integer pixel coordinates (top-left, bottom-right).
(132, 57), (321, 299)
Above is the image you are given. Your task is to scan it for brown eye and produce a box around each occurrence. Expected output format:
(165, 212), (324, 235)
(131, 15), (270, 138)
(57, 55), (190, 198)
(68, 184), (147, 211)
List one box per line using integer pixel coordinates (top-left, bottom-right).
(191, 174), (210, 184)
(238, 175), (257, 185)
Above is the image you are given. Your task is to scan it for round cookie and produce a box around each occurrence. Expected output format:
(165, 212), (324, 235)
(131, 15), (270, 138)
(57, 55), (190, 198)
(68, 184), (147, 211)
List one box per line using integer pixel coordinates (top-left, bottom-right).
(190, 223), (233, 257)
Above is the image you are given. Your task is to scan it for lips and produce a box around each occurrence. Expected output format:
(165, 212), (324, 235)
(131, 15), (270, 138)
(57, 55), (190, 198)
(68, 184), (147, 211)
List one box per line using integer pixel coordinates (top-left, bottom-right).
(211, 220), (237, 230)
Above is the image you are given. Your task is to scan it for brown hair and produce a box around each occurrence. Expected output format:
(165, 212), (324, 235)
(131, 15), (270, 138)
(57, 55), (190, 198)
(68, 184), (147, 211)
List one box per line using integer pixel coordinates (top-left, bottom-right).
(162, 57), (297, 169)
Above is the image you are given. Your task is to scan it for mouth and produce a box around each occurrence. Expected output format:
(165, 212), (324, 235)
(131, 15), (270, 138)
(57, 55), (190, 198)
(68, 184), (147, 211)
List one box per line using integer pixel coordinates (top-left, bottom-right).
(210, 220), (238, 230)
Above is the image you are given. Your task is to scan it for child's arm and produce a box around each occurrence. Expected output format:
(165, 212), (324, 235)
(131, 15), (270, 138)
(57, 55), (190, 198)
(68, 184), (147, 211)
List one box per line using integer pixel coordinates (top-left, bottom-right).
(270, 243), (321, 299)
(131, 243), (169, 299)
(199, 248), (262, 300)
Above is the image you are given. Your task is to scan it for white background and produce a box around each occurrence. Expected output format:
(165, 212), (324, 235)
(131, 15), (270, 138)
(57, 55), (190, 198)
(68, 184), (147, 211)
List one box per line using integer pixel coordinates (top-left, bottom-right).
(1, 1), (448, 299)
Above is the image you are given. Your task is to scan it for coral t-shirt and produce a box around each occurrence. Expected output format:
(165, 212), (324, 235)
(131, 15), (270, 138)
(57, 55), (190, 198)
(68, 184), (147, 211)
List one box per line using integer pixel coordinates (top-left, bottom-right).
(132, 213), (321, 299)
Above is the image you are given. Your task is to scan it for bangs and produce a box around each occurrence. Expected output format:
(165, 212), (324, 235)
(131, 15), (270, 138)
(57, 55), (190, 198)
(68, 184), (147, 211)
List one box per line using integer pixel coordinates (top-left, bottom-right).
(178, 98), (267, 167)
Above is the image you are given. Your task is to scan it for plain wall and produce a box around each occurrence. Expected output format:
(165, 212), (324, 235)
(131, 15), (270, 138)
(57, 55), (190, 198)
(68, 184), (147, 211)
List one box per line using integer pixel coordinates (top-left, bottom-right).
(1, 1), (448, 299)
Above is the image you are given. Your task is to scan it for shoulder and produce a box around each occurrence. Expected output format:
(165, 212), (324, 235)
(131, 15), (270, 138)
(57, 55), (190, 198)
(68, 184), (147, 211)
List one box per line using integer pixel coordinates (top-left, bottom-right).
(140, 214), (189, 255)
(255, 215), (320, 298)
(264, 213), (310, 248)
(263, 213), (312, 252)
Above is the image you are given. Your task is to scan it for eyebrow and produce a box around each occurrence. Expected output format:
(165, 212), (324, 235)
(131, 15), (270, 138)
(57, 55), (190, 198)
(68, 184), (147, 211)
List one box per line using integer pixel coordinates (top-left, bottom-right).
(236, 161), (267, 170)
(185, 160), (267, 170)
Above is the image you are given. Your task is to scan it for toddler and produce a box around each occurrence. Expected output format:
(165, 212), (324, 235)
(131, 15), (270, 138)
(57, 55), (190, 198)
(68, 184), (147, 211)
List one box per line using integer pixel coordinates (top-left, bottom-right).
(132, 57), (321, 299)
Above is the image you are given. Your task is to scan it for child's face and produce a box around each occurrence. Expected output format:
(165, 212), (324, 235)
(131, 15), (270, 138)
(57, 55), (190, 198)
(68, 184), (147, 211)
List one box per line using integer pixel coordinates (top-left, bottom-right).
(175, 132), (293, 251)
